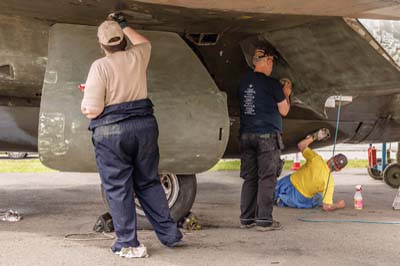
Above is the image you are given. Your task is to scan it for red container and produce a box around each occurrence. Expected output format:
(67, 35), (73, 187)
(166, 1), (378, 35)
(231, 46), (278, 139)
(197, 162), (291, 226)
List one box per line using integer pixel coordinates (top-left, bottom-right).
(368, 146), (377, 168)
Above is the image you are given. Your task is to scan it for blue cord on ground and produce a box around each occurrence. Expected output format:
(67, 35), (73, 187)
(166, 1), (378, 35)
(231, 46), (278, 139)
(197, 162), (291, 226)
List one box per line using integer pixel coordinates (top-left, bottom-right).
(298, 211), (400, 224)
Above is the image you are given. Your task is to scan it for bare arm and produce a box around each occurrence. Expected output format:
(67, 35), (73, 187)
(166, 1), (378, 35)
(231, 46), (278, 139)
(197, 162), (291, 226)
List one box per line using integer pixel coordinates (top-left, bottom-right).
(277, 98), (290, 117)
(123, 27), (150, 46)
(322, 200), (346, 211)
(81, 62), (105, 120)
(277, 79), (291, 116)
(297, 135), (314, 152)
(81, 105), (103, 119)
(297, 128), (331, 152)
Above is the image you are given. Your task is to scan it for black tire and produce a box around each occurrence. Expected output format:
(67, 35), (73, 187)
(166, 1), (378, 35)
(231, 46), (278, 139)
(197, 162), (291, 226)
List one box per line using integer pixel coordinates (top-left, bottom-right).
(101, 174), (197, 230)
(7, 152), (28, 159)
(397, 143), (400, 163)
(367, 167), (383, 180)
(383, 163), (400, 188)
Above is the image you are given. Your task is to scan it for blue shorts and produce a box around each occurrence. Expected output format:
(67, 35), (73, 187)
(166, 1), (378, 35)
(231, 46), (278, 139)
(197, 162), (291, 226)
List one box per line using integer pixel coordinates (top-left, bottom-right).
(274, 175), (322, 209)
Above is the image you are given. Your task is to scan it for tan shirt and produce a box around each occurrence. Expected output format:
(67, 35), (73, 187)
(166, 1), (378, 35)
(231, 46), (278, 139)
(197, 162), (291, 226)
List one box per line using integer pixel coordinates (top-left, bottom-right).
(81, 42), (151, 117)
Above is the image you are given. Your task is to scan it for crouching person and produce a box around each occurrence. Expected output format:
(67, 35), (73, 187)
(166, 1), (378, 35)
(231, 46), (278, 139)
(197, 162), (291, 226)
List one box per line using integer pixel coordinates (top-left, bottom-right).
(274, 128), (347, 211)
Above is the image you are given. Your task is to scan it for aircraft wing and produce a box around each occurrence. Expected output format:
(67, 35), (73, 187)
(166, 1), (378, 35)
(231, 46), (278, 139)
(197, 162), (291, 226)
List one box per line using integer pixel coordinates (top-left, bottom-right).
(137, 0), (400, 20)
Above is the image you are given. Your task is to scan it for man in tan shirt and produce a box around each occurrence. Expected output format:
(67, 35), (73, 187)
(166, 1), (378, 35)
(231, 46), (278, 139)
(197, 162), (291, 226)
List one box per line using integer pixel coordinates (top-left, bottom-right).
(81, 18), (149, 117)
(81, 13), (182, 259)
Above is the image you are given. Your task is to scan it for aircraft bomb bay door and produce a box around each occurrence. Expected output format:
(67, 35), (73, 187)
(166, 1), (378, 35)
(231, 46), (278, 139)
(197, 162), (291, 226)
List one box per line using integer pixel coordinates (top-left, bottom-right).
(39, 24), (229, 173)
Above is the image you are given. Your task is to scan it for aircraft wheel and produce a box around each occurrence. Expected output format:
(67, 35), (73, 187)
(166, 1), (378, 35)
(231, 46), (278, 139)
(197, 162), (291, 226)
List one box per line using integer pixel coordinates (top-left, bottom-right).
(397, 143), (400, 163)
(101, 173), (197, 229)
(7, 152), (28, 159)
(367, 167), (383, 180)
(383, 163), (400, 188)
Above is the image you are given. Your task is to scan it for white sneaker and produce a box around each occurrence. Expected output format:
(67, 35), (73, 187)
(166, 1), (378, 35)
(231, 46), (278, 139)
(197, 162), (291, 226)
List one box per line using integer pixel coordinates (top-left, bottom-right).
(118, 244), (149, 258)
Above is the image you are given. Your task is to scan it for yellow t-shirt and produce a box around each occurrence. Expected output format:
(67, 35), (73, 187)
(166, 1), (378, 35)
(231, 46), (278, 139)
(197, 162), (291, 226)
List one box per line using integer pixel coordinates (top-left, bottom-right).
(290, 148), (334, 204)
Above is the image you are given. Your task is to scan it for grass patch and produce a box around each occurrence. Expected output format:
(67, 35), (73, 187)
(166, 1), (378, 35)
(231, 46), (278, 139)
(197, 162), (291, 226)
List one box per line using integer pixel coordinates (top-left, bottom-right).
(346, 160), (369, 168)
(0, 159), (56, 173)
(210, 159), (369, 171)
(209, 160), (241, 171)
(0, 158), (369, 173)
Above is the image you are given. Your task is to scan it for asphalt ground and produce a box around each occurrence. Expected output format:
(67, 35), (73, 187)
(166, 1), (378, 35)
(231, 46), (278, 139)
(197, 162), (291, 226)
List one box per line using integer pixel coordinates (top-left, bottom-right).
(1, 169), (400, 266)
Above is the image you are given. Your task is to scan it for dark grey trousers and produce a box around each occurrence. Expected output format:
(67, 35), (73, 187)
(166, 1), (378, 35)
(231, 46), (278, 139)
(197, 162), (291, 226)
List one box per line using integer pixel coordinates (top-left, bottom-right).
(239, 133), (282, 227)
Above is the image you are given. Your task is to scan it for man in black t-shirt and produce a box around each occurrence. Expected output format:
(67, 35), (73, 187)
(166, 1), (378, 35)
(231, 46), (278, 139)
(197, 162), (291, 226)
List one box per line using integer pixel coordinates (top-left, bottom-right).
(238, 46), (291, 231)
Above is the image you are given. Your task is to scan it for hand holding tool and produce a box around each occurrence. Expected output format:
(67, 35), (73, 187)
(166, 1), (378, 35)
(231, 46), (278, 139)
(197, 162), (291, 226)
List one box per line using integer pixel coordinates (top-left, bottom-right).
(108, 12), (128, 29)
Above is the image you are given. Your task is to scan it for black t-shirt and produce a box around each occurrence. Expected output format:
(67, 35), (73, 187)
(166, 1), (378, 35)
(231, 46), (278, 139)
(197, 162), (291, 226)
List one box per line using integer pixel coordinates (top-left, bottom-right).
(238, 71), (286, 134)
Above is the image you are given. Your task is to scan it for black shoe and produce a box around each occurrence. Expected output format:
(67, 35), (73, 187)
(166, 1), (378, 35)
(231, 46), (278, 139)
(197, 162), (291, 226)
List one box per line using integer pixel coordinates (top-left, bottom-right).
(255, 220), (282, 231)
(240, 223), (256, 229)
(168, 240), (187, 248)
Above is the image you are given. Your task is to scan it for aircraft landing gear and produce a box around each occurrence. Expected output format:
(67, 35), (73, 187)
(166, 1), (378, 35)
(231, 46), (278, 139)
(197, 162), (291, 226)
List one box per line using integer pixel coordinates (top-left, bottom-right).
(383, 163), (400, 188)
(101, 173), (197, 229)
(367, 144), (387, 180)
(367, 167), (383, 180)
(367, 143), (400, 188)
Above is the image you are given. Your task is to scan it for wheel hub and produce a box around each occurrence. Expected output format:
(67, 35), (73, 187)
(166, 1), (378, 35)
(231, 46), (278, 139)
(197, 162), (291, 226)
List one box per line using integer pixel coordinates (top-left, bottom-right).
(135, 173), (180, 216)
(383, 163), (400, 188)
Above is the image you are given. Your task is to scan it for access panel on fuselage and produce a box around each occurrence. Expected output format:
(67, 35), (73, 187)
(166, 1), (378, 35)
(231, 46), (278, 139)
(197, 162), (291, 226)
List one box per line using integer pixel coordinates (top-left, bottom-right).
(39, 24), (229, 173)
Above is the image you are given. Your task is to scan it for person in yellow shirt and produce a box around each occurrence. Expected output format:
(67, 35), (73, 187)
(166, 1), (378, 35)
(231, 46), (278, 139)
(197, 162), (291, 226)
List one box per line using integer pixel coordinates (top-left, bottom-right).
(274, 128), (347, 211)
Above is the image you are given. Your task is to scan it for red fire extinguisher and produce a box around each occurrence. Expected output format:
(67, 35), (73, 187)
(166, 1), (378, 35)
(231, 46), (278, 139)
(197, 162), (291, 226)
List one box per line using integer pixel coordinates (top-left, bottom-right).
(368, 145), (377, 168)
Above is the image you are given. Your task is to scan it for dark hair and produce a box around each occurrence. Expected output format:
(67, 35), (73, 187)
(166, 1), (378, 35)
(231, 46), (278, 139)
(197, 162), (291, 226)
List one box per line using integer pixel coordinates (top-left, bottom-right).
(254, 43), (276, 58)
(101, 37), (127, 53)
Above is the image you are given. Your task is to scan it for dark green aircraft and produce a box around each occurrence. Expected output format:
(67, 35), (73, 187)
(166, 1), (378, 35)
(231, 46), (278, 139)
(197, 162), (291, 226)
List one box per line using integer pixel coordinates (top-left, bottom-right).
(1, 0), (400, 223)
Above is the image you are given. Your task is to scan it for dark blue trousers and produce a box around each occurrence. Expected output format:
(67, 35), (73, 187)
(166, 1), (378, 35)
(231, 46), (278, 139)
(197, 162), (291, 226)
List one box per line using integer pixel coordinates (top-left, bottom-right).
(274, 175), (322, 209)
(92, 115), (182, 251)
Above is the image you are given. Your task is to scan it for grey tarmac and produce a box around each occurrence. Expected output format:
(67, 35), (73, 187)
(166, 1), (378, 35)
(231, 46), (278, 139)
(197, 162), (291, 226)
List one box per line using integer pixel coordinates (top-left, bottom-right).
(0, 169), (400, 266)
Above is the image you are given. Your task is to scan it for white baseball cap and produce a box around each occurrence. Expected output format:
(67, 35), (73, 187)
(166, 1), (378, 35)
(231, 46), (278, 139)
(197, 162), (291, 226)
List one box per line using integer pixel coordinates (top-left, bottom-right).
(97, 21), (124, 46)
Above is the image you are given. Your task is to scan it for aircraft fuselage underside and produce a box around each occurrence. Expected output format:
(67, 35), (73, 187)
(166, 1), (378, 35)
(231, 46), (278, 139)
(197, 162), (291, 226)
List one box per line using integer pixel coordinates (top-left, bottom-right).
(1, 2), (400, 172)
